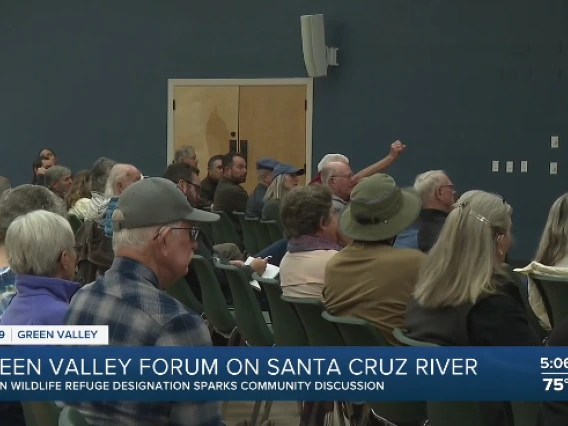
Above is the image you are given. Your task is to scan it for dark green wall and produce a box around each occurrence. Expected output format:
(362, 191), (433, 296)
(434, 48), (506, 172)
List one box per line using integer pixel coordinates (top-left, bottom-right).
(1, 1), (567, 259)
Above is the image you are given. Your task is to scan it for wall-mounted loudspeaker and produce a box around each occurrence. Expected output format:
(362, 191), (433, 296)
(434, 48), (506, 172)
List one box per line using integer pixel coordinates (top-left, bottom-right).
(300, 14), (338, 78)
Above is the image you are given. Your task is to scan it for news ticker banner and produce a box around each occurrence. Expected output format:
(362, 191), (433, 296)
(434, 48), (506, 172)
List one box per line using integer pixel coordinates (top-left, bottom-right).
(1, 345), (568, 401)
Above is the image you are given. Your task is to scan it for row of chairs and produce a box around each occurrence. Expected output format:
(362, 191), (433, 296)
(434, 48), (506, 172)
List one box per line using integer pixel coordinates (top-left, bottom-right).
(199, 210), (283, 255)
(22, 402), (88, 426)
(167, 256), (545, 426)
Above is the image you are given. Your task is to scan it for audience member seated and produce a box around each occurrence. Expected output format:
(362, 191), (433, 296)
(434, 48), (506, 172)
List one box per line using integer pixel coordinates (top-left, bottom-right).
(103, 163), (142, 236)
(0, 176), (10, 196)
(66, 169), (92, 219)
(0, 184), (67, 426)
(0, 184), (68, 319)
(163, 163), (266, 302)
(64, 177), (222, 426)
(213, 152), (248, 228)
(279, 185), (341, 299)
(323, 174), (424, 346)
(321, 161), (355, 216)
(246, 158), (279, 218)
(1, 211), (78, 325)
(309, 141), (406, 184)
(45, 165), (73, 199)
(406, 194), (539, 426)
(413, 170), (455, 252)
(173, 145), (198, 168)
(406, 190), (539, 346)
(199, 154), (224, 209)
(83, 157), (117, 221)
(524, 193), (568, 331)
(262, 163), (304, 223)
(31, 154), (54, 185)
(541, 318), (568, 425)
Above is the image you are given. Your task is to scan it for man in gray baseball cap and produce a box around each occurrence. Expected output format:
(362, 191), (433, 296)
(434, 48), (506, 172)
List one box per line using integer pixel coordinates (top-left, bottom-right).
(64, 177), (223, 426)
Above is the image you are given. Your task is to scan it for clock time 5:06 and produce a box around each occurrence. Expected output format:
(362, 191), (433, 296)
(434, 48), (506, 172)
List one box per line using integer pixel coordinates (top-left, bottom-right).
(541, 358), (568, 370)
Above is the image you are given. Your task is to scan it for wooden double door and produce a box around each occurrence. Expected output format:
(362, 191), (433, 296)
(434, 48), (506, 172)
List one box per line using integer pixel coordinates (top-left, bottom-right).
(172, 82), (310, 193)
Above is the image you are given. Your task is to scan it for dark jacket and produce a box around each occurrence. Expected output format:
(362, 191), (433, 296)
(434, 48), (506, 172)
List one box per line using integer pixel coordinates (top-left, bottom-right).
(405, 275), (539, 426)
(185, 233), (254, 303)
(417, 209), (448, 252)
(199, 176), (218, 209)
(262, 199), (281, 224)
(246, 183), (268, 218)
(213, 178), (248, 231)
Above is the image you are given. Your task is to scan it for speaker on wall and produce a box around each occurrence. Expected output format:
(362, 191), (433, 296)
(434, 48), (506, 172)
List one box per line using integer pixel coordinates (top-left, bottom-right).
(300, 14), (338, 78)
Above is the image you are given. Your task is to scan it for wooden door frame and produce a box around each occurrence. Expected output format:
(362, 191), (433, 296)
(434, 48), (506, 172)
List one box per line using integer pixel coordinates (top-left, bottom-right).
(167, 78), (314, 180)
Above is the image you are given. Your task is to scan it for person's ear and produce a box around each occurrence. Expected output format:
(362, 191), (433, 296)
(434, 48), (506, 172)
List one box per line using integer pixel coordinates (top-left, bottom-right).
(496, 234), (505, 256)
(60, 251), (72, 272)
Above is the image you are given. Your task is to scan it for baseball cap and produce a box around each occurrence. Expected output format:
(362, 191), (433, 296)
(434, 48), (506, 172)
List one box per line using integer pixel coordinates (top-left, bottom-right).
(113, 177), (219, 231)
(272, 163), (306, 180)
(256, 158), (280, 171)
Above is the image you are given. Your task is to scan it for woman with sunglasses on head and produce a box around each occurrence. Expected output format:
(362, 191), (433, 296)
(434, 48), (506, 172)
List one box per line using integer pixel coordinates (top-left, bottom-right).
(405, 190), (539, 426)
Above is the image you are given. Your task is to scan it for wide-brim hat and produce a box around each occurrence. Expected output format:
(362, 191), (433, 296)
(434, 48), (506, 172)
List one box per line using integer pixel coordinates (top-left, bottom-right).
(339, 174), (421, 242)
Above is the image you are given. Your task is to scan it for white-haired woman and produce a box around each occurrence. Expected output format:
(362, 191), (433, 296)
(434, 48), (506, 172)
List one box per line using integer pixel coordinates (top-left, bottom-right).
(262, 163), (304, 223)
(405, 190), (539, 426)
(526, 193), (568, 330)
(0, 210), (78, 326)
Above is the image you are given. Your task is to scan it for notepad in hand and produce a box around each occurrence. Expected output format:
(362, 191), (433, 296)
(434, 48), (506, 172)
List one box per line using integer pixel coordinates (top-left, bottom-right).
(245, 256), (280, 291)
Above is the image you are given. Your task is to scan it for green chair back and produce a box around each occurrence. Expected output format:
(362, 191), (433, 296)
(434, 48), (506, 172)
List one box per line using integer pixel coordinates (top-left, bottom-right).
(211, 210), (242, 247)
(234, 212), (260, 255)
(215, 263), (274, 346)
(58, 406), (90, 426)
(199, 222), (215, 246)
(22, 401), (60, 426)
(426, 402), (485, 426)
(68, 215), (83, 235)
(508, 268), (547, 341)
(392, 328), (439, 347)
(280, 296), (343, 346)
(261, 220), (283, 244)
(512, 401), (541, 426)
(321, 311), (389, 346)
(165, 278), (203, 316)
(249, 219), (273, 252)
(192, 255), (237, 337)
(253, 274), (308, 346)
(530, 273), (568, 328)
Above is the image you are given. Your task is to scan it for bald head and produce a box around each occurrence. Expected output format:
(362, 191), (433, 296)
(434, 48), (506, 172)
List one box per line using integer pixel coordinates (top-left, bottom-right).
(105, 164), (142, 197)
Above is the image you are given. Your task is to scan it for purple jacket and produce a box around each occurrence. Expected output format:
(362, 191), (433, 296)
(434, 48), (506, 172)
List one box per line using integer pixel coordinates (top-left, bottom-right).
(0, 274), (79, 326)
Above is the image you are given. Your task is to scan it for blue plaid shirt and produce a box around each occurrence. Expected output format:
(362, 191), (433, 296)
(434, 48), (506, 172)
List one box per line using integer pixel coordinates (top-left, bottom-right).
(63, 257), (221, 426)
(0, 267), (17, 321)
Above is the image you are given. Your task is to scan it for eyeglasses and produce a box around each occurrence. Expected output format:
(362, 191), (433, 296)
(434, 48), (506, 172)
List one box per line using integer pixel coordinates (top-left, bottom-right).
(153, 226), (200, 241)
(331, 174), (353, 179)
(183, 179), (201, 195)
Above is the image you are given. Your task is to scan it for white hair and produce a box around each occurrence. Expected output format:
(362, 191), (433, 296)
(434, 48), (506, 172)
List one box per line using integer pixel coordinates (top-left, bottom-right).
(6, 210), (74, 276)
(413, 170), (448, 203)
(317, 154), (349, 172)
(104, 164), (137, 198)
(111, 209), (180, 253)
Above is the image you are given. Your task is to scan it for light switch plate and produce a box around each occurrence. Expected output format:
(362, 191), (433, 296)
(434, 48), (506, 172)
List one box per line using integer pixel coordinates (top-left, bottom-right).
(550, 162), (558, 175)
(492, 161), (499, 172)
(520, 161), (528, 173)
(506, 161), (514, 173)
(552, 136), (559, 148)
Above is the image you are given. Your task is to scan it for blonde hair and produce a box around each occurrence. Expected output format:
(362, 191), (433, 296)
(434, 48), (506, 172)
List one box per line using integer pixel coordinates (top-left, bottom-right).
(263, 175), (290, 202)
(413, 190), (512, 308)
(534, 193), (568, 266)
